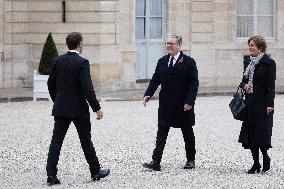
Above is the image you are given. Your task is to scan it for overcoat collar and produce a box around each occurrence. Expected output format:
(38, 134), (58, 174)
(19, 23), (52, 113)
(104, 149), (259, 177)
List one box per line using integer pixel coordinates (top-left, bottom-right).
(259, 53), (272, 64)
(244, 53), (272, 68)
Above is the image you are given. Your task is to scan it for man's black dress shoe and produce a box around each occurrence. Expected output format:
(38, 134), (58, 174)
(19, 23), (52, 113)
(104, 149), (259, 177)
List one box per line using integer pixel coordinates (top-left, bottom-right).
(92, 169), (110, 181)
(47, 176), (61, 186)
(142, 161), (161, 171)
(184, 160), (195, 169)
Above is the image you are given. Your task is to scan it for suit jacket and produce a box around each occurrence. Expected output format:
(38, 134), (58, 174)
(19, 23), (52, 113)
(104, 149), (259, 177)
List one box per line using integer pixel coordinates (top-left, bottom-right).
(48, 51), (101, 118)
(144, 51), (199, 128)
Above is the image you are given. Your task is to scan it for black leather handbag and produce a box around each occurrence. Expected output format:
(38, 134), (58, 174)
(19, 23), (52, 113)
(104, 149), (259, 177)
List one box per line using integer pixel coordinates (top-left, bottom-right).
(229, 87), (246, 121)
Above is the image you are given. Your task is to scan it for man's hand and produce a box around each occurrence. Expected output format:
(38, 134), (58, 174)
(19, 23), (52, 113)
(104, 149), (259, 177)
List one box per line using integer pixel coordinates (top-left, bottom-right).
(95, 110), (103, 120)
(143, 96), (150, 107)
(184, 104), (192, 111)
(267, 107), (274, 114)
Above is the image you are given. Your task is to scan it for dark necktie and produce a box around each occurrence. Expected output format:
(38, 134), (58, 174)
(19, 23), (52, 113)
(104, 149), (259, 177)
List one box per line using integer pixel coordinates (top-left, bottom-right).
(169, 56), (174, 72)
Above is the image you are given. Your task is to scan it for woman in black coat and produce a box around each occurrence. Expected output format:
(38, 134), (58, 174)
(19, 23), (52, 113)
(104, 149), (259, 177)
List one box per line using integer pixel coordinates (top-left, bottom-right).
(239, 36), (276, 174)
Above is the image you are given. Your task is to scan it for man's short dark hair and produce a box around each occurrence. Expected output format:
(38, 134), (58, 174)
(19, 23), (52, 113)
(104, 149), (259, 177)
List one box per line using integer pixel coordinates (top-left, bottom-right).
(66, 32), (83, 50)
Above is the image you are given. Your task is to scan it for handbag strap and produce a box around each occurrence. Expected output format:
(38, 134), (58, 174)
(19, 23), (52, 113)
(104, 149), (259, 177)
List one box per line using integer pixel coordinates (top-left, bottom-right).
(237, 87), (245, 97)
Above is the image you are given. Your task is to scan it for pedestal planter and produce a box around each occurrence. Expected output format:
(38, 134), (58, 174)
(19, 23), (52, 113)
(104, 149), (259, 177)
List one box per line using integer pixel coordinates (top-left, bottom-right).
(33, 70), (51, 101)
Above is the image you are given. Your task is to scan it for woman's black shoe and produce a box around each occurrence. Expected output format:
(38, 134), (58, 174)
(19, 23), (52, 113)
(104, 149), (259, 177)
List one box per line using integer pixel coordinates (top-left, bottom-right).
(262, 156), (271, 172)
(247, 163), (261, 174)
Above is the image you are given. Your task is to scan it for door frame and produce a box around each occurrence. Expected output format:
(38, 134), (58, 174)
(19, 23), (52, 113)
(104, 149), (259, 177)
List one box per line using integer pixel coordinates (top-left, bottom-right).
(134, 0), (168, 81)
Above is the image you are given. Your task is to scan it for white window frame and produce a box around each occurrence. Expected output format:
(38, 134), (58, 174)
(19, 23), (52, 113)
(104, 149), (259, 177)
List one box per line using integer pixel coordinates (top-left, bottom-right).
(135, 0), (164, 42)
(236, 0), (277, 40)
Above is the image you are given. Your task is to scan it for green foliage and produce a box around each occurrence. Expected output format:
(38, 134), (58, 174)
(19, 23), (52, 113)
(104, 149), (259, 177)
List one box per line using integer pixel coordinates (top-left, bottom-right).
(38, 33), (58, 75)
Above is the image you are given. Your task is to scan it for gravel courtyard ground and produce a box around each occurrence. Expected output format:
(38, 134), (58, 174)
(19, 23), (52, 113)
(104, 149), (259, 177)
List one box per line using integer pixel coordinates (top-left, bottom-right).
(1, 95), (284, 189)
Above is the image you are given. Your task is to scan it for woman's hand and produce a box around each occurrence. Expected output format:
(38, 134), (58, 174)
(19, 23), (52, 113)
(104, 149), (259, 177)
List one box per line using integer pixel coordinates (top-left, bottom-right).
(244, 84), (252, 93)
(184, 104), (192, 111)
(267, 107), (274, 114)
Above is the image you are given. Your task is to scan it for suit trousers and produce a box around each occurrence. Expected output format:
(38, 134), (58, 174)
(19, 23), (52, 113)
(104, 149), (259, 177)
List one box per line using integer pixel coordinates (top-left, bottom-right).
(152, 126), (196, 163)
(46, 116), (100, 176)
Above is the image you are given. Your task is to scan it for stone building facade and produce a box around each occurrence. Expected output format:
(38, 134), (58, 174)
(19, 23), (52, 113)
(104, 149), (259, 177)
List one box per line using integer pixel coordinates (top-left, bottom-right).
(0, 0), (283, 92)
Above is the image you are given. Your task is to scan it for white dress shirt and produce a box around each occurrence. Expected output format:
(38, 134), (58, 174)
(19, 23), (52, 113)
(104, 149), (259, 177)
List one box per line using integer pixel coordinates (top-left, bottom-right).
(69, 50), (80, 55)
(168, 51), (180, 67)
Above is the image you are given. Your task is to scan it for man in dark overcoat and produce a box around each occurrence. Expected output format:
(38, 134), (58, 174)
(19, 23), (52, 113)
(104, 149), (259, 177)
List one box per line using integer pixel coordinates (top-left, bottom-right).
(142, 33), (199, 171)
(46, 32), (110, 186)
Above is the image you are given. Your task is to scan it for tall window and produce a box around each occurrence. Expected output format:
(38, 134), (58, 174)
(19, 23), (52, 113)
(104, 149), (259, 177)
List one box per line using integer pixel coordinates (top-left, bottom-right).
(237, 0), (277, 39)
(135, 0), (163, 40)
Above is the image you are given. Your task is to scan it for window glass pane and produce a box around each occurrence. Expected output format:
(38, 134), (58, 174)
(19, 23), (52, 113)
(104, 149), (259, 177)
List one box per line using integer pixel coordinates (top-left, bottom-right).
(237, 0), (253, 15)
(150, 0), (162, 16)
(257, 0), (273, 15)
(135, 18), (145, 39)
(237, 16), (253, 37)
(257, 16), (273, 37)
(136, 0), (145, 16)
(149, 18), (162, 39)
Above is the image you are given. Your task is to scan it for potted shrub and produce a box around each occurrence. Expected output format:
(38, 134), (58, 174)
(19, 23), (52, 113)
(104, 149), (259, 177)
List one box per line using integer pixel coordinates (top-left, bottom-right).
(33, 33), (58, 101)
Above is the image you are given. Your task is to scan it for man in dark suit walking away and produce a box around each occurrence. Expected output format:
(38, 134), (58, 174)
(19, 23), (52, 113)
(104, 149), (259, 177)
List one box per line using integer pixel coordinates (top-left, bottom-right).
(142, 33), (199, 171)
(46, 32), (110, 186)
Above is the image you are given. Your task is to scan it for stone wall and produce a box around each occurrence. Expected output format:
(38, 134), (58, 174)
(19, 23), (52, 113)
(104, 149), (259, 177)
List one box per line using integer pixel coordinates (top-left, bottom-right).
(0, 0), (134, 91)
(0, 0), (283, 92)
(0, 0), (4, 87)
(189, 0), (284, 92)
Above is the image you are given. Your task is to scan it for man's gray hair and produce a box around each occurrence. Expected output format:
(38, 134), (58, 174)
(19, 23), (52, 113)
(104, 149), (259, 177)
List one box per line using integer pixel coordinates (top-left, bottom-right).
(168, 33), (182, 45)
